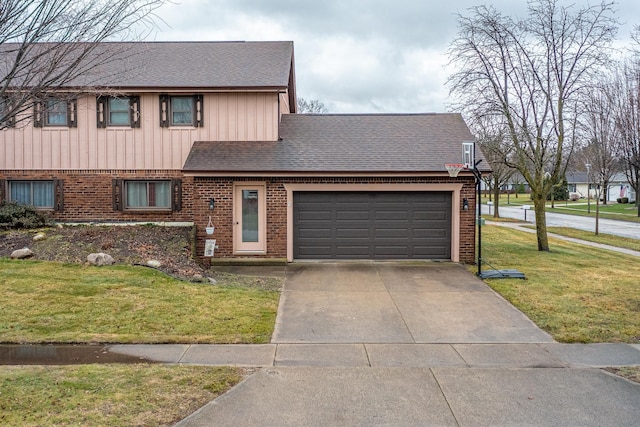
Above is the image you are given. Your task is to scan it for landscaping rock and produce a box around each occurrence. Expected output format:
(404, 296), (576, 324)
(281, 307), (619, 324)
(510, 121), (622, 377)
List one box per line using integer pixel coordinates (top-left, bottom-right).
(87, 252), (115, 266)
(146, 259), (162, 268)
(208, 277), (217, 284)
(11, 248), (33, 259)
(33, 233), (46, 241)
(192, 274), (204, 282)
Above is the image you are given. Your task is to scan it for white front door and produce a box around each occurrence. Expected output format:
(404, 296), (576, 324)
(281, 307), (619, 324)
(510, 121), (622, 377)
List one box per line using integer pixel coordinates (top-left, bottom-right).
(233, 183), (266, 254)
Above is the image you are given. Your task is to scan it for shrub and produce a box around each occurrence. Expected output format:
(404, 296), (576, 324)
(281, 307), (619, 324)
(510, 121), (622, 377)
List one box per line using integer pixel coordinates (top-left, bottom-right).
(0, 201), (51, 229)
(617, 197), (629, 204)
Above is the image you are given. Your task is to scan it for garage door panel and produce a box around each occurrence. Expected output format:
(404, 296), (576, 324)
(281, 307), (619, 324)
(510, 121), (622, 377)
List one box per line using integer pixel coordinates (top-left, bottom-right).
(294, 191), (452, 259)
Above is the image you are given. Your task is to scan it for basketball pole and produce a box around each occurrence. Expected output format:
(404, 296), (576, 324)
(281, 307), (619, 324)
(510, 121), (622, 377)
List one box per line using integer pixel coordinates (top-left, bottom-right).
(471, 159), (483, 277)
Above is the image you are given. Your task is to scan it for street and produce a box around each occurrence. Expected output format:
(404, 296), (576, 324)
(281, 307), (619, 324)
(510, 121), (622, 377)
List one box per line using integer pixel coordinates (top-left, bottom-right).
(482, 204), (640, 240)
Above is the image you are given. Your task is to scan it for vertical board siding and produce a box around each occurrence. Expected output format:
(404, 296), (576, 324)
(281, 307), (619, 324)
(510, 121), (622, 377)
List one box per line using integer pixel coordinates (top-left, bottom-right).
(0, 92), (279, 170)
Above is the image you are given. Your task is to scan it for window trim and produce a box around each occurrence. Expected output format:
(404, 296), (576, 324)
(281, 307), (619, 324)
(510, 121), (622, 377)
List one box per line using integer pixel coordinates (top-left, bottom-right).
(96, 95), (140, 128)
(123, 180), (172, 211)
(112, 178), (181, 212)
(159, 94), (203, 128)
(7, 179), (63, 211)
(34, 97), (77, 128)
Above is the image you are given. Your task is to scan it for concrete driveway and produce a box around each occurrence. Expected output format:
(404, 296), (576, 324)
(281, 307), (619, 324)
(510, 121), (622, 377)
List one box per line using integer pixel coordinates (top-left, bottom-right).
(176, 262), (640, 427)
(272, 262), (553, 344)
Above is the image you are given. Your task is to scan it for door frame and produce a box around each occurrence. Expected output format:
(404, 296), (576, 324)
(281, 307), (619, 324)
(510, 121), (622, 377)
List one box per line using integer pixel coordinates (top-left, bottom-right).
(233, 182), (267, 254)
(284, 183), (463, 262)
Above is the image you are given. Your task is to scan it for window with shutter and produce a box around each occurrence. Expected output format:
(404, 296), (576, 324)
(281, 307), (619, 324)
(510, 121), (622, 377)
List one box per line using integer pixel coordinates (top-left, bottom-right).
(159, 95), (204, 127)
(0, 97), (15, 128)
(8, 180), (55, 209)
(33, 97), (77, 127)
(97, 95), (141, 128)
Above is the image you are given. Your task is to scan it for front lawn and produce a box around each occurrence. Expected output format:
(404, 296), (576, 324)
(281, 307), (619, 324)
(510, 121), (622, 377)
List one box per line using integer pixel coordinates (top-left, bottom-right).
(0, 364), (243, 426)
(480, 225), (640, 343)
(0, 259), (281, 344)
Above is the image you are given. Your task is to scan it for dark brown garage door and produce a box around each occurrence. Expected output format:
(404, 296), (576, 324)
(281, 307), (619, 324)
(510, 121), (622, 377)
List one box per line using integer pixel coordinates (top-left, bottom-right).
(293, 191), (452, 259)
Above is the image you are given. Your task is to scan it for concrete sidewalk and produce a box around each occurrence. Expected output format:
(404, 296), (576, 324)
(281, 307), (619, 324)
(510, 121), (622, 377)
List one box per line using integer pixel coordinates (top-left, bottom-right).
(108, 342), (640, 369)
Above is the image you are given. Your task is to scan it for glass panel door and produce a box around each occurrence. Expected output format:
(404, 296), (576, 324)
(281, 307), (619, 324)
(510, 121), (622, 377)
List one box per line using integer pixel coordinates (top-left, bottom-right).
(234, 184), (266, 253)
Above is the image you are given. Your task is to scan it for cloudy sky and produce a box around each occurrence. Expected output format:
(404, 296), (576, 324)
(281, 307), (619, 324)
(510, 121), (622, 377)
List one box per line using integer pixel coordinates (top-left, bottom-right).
(146, 0), (639, 113)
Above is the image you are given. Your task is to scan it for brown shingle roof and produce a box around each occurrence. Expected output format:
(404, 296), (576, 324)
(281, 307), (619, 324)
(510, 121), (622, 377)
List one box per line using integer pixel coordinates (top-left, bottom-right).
(183, 113), (486, 173)
(1, 41), (294, 89)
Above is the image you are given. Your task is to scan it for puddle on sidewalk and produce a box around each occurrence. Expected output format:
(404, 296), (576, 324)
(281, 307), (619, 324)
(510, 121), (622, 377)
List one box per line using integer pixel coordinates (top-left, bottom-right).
(0, 345), (157, 365)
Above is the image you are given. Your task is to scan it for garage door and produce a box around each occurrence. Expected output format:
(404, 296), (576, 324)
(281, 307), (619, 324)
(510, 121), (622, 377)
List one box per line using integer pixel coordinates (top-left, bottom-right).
(293, 191), (452, 259)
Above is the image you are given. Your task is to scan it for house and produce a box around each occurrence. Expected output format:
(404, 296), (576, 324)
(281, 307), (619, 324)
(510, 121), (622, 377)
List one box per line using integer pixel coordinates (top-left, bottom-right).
(0, 41), (486, 264)
(566, 172), (636, 203)
(607, 173), (636, 203)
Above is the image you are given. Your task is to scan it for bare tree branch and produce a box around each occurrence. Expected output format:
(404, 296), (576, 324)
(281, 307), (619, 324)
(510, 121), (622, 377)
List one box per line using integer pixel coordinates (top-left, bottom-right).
(0, 0), (166, 129)
(447, 0), (618, 251)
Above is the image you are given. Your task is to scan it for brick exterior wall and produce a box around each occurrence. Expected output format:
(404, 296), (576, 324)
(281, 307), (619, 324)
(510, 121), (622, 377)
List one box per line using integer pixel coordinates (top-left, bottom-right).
(1, 171), (477, 264)
(191, 176), (477, 264)
(0, 170), (193, 222)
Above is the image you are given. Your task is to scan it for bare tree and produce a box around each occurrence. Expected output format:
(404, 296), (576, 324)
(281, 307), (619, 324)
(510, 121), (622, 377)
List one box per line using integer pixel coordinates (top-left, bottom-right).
(614, 59), (640, 215)
(577, 83), (623, 205)
(447, 0), (617, 251)
(473, 123), (515, 218)
(297, 97), (328, 113)
(0, 0), (165, 129)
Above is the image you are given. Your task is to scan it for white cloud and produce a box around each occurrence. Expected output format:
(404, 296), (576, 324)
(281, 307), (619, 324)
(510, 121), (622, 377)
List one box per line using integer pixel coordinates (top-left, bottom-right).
(146, 0), (640, 113)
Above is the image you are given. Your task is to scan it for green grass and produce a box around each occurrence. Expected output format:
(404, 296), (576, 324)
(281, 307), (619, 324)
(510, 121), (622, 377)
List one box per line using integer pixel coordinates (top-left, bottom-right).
(545, 227), (640, 252)
(0, 364), (243, 426)
(480, 225), (640, 343)
(0, 259), (280, 344)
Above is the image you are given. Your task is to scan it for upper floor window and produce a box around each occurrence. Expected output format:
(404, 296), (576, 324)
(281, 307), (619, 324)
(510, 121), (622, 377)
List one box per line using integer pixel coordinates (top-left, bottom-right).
(9, 180), (54, 208)
(96, 95), (140, 128)
(33, 97), (77, 128)
(159, 94), (203, 127)
(0, 97), (15, 128)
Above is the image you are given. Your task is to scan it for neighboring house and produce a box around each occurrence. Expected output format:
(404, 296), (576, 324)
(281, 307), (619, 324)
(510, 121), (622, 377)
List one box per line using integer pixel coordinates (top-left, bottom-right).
(607, 173), (636, 203)
(566, 172), (636, 203)
(0, 41), (487, 264)
(566, 172), (590, 199)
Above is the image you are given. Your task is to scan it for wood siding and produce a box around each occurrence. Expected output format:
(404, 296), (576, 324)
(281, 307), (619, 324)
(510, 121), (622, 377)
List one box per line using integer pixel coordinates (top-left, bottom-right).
(0, 92), (280, 170)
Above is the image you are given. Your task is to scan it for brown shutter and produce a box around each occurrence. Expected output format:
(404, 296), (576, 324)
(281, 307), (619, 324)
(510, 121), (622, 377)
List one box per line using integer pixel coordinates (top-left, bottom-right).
(54, 179), (64, 212)
(96, 96), (106, 128)
(0, 179), (6, 202)
(194, 94), (204, 127)
(112, 179), (123, 211)
(33, 100), (43, 127)
(159, 94), (169, 127)
(130, 95), (140, 128)
(1, 97), (16, 128)
(172, 178), (182, 212)
(67, 98), (77, 128)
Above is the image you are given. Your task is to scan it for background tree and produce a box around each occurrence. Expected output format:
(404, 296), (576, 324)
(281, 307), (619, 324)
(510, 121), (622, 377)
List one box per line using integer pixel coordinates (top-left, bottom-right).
(613, 58), (640, 215)
(474, 124), (515, 218)
(0, 0), (165, 129)
(447, 0), (617, 251)
(576, 83), (622, 205)
(297, 97), (328, 113)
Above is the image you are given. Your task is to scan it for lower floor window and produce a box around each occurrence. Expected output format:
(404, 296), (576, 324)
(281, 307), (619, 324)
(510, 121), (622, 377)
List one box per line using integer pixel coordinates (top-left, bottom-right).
(9, 181), (54, 208)
(125, 180), (171, 209)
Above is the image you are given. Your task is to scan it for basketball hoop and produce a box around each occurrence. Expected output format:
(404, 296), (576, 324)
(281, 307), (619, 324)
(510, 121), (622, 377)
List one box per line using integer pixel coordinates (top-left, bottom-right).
(445, 163), (466, 178)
